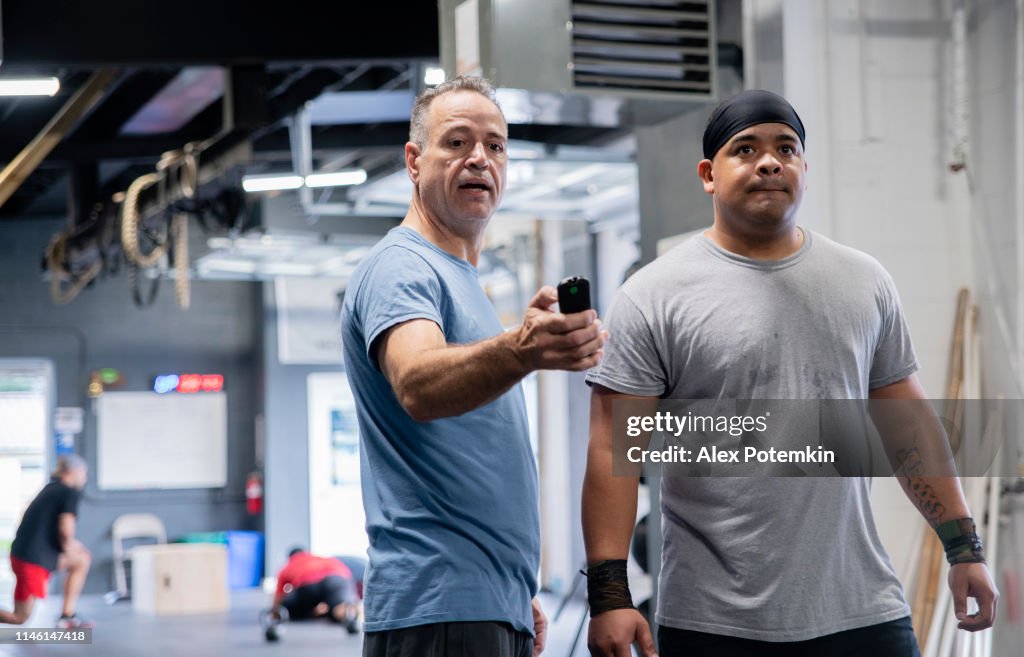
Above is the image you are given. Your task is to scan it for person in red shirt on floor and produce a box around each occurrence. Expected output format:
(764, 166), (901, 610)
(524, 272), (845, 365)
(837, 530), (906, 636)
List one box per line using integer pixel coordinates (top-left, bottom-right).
(271, 547), (360, 632)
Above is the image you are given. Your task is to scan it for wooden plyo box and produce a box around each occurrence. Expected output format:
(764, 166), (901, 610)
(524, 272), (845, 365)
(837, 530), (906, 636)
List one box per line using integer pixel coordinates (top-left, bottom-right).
(131, 544), (229, 615)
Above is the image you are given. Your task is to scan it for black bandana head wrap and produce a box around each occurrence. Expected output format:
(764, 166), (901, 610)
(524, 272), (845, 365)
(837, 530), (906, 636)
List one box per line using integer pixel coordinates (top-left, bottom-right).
(702, 89), (806, 160)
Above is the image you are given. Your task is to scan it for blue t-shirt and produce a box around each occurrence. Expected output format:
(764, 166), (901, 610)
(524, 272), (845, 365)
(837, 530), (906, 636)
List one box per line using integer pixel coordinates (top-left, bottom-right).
(340, 226), (540, 634)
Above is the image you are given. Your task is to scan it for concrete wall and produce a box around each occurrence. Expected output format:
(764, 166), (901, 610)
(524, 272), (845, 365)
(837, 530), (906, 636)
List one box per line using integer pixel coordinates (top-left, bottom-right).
(640, 0), (976, 395)
(964, 0), (1024, 652)
(966, 0), (1023, 402)
(0, 218), (262, 595)
(261, 281), (341, 576)
(750, 0), (1024, 640)
(785, 0), (973, 397)
(779, 0), (974, 596)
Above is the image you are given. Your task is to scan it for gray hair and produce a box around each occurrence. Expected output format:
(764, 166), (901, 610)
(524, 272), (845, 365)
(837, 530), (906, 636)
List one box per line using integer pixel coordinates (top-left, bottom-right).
(409, 76), (505, 149)
(53, 454), (87, 476)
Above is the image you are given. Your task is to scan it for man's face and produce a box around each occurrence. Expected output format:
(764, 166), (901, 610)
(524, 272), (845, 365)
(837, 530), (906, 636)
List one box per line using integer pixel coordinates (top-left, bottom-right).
(68, 467), (87, 490)
(407, 90), (508, 230)
(700, 122), (807, 226)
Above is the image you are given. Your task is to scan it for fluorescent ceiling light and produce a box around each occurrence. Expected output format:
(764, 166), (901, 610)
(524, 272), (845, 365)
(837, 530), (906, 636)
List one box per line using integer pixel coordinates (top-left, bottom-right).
(242, 175), (304, 192)
(258, 262), (319, 277)
(196, 257), (258, 274)
(424, 67), (446, 86)
(0, 77), (60, 97)
(243, 170), (368, 193)
(305, 169), (368, 188)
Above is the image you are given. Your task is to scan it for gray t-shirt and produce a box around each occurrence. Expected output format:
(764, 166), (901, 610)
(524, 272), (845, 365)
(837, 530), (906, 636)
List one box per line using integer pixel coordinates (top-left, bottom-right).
(586, 229), (918, 641)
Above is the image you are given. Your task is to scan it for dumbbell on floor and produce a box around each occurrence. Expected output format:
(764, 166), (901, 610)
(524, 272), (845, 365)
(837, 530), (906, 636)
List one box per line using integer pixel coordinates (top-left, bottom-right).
(259, 607), (289, 642)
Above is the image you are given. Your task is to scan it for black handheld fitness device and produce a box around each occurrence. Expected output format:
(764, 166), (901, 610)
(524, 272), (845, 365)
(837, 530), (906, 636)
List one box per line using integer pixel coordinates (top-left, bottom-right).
(557, 276), (592, 314)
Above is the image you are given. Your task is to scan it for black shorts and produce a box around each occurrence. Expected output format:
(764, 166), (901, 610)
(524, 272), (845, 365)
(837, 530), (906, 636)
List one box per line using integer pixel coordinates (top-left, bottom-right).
(363, 621), (532, 657)
(658, 616), (921, 657)
(281, 575), (357, 620)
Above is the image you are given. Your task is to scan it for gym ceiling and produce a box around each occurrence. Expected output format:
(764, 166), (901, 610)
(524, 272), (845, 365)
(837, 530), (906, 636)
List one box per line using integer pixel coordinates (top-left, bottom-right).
(0, 0), (616, 220)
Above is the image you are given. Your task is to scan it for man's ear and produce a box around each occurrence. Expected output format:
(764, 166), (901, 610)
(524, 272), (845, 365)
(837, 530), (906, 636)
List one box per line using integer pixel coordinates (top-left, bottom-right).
(698, 159), (714, 195)
(405, 142), (421, 184)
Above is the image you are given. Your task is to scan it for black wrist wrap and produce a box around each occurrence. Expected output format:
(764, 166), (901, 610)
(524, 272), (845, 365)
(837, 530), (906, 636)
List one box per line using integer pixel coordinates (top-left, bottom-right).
(936, 517), (986, 565)
(583, 559), (634, 617)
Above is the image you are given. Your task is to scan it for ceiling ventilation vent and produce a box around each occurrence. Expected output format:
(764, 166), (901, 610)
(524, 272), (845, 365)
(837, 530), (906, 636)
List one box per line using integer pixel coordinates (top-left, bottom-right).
(440, 0), (717, 103)
(570, 1), (713, 95)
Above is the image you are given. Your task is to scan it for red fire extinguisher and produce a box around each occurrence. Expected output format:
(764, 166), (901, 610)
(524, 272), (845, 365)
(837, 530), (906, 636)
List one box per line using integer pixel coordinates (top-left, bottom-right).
(246, 471), (264, 515)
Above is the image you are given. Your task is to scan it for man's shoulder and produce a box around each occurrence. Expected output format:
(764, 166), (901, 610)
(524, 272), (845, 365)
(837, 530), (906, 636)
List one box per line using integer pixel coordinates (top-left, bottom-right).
(349, 229), (441, 289)
(616, 236), (707, 303)
(22, 481), (67, 516)
(359, 228), (434, 268)
(342, 229), (452, 338)
(37, 480), (68, 501)
(808, 231), (890, 278)
(52, 482), (79, 508)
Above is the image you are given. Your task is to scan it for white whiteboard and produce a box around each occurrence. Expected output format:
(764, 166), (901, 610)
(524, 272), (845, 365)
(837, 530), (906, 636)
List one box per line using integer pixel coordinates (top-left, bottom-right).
(97, 392), (227, 490)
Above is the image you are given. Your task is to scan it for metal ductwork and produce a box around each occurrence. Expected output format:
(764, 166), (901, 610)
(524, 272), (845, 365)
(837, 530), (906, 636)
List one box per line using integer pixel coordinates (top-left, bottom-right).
(570, 1), (714, 95)
(440, 0), (718, 103)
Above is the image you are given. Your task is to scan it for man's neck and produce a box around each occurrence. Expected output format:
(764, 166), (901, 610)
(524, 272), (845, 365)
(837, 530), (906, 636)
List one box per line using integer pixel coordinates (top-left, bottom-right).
(402, 195), (484, 266)
(705, 220), (803, 260)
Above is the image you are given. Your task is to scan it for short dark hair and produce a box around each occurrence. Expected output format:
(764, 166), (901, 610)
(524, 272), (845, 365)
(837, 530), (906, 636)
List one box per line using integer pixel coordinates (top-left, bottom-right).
(409, 76), (505, 149)
(288, 546), (305, 558)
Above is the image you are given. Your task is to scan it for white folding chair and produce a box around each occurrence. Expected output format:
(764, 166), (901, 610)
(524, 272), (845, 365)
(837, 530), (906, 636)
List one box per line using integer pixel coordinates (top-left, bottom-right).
(106, 513), (166, 603)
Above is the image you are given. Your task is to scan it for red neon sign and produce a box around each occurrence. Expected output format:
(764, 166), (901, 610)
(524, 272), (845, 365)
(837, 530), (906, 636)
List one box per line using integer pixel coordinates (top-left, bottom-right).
(175, 374), (224, 393)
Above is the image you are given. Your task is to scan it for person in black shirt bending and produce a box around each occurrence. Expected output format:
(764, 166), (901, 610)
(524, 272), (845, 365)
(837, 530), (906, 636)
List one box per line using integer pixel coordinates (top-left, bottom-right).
(0, 455), (93, 628)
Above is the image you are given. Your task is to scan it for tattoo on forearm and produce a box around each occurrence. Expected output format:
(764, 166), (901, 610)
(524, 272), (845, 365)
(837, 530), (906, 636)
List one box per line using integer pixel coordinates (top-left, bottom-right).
(896, 446), (947, 527)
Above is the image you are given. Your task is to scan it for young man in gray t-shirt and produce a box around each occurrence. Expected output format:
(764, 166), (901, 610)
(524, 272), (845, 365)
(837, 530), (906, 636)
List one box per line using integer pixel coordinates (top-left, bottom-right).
(581, 90), (998, 656)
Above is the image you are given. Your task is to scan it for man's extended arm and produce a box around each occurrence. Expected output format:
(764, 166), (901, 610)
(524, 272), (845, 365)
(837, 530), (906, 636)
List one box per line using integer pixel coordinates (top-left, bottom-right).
(582, 384), (658, 657)
(870, 374), (999, 631)
(379, 286), (606, 422)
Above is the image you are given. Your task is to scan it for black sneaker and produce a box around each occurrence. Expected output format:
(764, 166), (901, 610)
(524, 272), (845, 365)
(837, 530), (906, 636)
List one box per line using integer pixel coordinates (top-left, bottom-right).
(56, 614), (95, 629)
(343, 611), (361, 635)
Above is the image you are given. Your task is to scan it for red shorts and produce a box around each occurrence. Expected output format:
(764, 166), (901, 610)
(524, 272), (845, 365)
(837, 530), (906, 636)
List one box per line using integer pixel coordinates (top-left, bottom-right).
(11, 556), (49, 601)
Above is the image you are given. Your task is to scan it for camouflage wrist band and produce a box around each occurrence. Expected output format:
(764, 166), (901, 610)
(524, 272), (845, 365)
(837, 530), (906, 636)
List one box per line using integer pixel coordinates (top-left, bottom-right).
(935, 517), (986, 565)
(583, 559), (635, 617)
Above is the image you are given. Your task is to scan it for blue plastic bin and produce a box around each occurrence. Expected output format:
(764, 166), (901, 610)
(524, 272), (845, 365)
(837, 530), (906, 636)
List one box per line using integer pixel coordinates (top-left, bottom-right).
(225, 531), (264, 589)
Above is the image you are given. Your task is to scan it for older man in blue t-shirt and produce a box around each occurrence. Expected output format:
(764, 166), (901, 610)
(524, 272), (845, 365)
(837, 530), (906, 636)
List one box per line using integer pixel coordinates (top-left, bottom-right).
(341, 76), (608, 657)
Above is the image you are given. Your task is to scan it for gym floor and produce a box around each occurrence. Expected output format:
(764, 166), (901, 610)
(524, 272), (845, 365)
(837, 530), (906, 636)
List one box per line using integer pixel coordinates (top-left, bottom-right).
(0, 591), (589, 657)
(0, 590), (364, 657)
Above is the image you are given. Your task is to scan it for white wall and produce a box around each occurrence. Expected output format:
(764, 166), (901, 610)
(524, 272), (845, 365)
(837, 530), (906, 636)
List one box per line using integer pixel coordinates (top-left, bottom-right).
(785, 0), (973, 398)
(628, 0), (1019, 640)
(965, 0), (1024, 652)
(967, 0), (1023, 403)
(779, 0), (984, 591)
(778, 11), (1024, 651)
